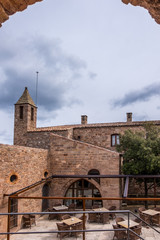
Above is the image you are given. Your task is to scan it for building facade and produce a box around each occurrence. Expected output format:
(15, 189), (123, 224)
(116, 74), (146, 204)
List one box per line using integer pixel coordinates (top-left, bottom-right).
(0, 87), (160, 236)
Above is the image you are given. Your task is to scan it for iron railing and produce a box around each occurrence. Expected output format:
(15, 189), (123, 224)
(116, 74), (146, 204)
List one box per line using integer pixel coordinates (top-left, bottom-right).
(1, 209), (160, 240)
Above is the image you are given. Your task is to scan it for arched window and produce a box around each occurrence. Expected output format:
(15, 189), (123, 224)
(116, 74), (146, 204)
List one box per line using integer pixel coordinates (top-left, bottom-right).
(64, 179), (102, 209)
(111, 134), (120, 147)
(88, 169), (100, 184)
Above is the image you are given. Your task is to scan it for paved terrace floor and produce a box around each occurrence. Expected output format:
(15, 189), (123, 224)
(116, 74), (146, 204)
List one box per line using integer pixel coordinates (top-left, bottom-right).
(10, 213), (160, 240)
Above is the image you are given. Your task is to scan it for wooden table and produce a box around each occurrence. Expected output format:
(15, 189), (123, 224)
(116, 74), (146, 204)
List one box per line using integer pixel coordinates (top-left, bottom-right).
(53, 205), (68, 211)
(52, 205), (68, 220)
(118, 220), (139, 229)
(62, 217), (82, 226)
(142, 209), (160, 226)
(93, 207), (108, 212)
(142, 209), (160, 216)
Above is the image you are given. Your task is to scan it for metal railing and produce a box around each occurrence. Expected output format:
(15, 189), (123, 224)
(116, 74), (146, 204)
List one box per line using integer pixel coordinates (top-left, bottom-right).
(0, 209), (160, 240)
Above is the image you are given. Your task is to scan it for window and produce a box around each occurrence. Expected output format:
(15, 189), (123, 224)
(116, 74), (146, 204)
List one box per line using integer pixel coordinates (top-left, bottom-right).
(111, 134), (120, 147)
(19, 106), (23, 119)
(31, 107), (34, 121)
(44, 171), (48, 178)
(10, 199), (18, 228)
(10, 174), (18, 183)
(88, 169), (100, 184)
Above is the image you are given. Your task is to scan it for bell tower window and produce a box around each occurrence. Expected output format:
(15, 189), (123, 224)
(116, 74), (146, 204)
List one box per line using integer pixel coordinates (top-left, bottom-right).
(19, 106), (23, 119)
(31, 107), (34, 121)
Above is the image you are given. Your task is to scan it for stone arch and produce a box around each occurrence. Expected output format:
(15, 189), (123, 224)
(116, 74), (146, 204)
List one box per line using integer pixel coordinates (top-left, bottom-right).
(63, 178), (103, 209)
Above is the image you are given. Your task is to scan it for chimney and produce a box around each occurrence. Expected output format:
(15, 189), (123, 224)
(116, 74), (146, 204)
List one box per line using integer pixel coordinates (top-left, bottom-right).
(81, 115), (88, 125)
(126, 112), (132, 122)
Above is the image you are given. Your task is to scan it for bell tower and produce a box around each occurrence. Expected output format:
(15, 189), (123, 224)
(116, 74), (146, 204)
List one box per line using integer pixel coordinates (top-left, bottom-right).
(14, 87), (37, 146)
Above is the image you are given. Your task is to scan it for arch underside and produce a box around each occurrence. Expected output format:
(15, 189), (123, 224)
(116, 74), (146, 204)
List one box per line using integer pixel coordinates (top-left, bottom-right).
(0, 0), (160, 27)
(0, 0), (43, 27)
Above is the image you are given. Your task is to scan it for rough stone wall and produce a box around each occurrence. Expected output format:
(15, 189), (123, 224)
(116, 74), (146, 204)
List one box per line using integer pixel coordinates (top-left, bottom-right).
(48, 133), (120, 209)
(26, 129), (70, 149)
(0, 0), (43, 27)
(0, 144), (49, 237)
(122, 0), (160, 24)
(73, 125), (144, 150)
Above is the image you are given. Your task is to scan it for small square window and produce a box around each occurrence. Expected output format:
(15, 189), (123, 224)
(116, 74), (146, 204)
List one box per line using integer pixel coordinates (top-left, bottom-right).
(111, 134), (120, 147)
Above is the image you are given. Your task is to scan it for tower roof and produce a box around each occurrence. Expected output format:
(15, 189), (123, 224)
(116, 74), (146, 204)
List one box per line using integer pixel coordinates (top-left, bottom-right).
(16, 87), (36, 107)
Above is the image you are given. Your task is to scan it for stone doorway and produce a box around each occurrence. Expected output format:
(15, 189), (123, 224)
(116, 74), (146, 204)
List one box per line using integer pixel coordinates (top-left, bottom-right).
(42, 183), (49, 211)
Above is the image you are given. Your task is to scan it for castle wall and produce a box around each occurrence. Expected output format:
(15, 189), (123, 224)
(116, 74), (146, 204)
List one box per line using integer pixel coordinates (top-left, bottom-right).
(48, 133), (120, 208)
(0, 144), (49, 238)
(73, 125), (145, 149)
(26, 129), (73, 149)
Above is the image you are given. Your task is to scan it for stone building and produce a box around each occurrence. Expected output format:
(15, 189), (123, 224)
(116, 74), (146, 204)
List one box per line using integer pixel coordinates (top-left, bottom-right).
(0, 87), (160, 236)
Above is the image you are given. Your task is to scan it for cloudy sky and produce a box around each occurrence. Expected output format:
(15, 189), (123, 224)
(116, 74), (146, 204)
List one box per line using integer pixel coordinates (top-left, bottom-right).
(0, 0), (160, 144)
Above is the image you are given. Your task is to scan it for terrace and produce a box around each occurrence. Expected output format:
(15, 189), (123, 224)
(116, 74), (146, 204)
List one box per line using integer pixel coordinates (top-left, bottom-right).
(1, 174), (160, 240)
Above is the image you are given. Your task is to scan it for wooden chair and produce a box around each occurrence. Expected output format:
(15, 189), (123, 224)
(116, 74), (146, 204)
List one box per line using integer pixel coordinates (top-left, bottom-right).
(134, 218), (142, 233)
(109, 205), (116, 219)
(56, 222), (70, 239)
(79, 215), (87, 223)
(79, 215), (87, 229)
(139, 212), (151, 226)
(138, 207), (145, 213)
(30, 214), (36, 226)
(129, 226), (142, 240)
(48, 208), (57, 220)
(71, 222), (83, 239)
(154, 207), (160, 211)
(99, 212), (110, 224)
(151, 214), (160, 226)
(112, 224), (127, 240)
(88, 213), (98, 223)
(61, 214), (71, 220)
(68, 203), (76, 216)
(54, 203), (62, 206)
(92, 204), (100, 209)
(23, 215), (31, 228)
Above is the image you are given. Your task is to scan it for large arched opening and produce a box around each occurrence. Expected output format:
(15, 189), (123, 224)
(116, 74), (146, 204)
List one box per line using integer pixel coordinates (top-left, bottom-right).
(64, 179), (102, 209)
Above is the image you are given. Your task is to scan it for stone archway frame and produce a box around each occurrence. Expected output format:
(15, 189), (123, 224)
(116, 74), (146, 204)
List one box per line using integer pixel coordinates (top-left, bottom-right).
(61, 178), (103, 207)
(0, 0), (160, 27)
(0, 0), (43, 27)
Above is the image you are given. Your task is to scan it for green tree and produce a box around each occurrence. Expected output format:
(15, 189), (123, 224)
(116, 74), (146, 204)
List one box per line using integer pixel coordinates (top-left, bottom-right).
(116, 123), (160, 208)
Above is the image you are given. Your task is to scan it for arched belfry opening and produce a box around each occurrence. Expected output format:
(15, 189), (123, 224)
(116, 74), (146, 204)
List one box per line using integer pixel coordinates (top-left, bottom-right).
(64, 179), (102, 209)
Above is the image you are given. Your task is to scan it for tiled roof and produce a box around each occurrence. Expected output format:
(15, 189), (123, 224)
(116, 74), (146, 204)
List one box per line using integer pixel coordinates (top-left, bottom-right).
(29, 120), (160, 132)
(16, 87), (36, 107)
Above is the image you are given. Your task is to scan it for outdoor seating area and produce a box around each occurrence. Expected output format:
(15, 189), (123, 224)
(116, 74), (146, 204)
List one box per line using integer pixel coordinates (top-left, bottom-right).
(14, 204), (160, 240)
(9, 208), (160, 240)
(138, 207), (160, 227)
